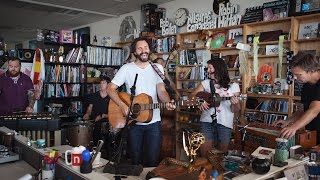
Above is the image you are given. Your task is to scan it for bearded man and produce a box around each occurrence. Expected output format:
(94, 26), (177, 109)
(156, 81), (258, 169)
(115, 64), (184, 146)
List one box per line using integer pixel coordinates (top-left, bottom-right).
(0, 58), (35, 115)
(107, 37), (175, 167)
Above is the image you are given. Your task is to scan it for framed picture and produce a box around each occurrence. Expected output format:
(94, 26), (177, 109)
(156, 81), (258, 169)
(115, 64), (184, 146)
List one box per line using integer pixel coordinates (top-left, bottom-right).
(298, 22), (319, 39)
(21, 62), (33, 77)
(60, 30), (73, 43)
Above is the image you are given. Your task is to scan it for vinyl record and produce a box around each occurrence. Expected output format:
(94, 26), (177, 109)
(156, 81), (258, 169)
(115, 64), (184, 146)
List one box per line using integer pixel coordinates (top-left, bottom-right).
(18, 49), (35, 61)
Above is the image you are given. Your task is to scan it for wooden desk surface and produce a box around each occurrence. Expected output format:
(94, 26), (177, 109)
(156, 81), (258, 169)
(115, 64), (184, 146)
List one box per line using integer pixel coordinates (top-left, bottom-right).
(233, 158), (309, 180)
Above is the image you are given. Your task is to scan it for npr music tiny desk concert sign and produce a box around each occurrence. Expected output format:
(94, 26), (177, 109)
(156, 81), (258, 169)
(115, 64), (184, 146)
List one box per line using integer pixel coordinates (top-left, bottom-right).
(187, 2), (241, 32)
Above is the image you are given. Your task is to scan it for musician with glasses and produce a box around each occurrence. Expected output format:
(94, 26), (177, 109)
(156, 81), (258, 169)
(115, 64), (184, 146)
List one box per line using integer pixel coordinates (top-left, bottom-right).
(190, 58), (240, 154)
(0, 57), (35, 115)
(107, 37), (175, 167)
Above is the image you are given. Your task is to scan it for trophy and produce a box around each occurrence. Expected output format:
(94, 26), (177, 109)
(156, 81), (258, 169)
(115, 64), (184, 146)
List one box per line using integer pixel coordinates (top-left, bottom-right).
(183, 131), (205, 172)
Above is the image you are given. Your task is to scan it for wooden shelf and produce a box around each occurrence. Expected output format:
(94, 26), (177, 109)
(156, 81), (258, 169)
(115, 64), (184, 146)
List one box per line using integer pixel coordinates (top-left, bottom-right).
(247, 93), (290, 99)
(209, 46), (238, 51)
(155, 34), (176, 38)
(294, 38), (320, 43)
(292, 96), (301, 101)
(176, 110), (201, 115)
(248, 54), (286, 58)
(181, 47), (206, 50)
(294, 13), (320, 20)
(153, 52), (171, 55)
(176, 65), (200, 67)
(228, 68), (239, 71)
(245, 109), (288, 115)
(248, 40), (291, 46)
(245, 17), (292, 27)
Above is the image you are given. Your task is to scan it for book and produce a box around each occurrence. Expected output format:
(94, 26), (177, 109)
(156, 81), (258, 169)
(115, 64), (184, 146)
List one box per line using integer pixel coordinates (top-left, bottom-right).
(187, 50), (197, 65)
(263, 0), (289, 21)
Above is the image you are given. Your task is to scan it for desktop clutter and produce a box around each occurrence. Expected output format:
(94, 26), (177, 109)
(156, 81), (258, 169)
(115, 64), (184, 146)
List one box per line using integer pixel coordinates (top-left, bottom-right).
(64, 140), (104, 174)
(147, 129), (318, 180)
(30, 138), (104, 179)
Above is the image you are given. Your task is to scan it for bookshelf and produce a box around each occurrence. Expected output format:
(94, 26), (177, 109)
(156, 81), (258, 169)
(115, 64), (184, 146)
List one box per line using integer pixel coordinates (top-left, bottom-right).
(39, 42), (124, 117)
(114, 13), (319, 159)
(174, 24), (244, 159)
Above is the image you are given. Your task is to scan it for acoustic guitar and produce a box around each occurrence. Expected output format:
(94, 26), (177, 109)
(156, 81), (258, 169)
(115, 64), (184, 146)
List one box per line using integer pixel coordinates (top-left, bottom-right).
(108, 92), (202, 128)
(196, 91), (247, 107)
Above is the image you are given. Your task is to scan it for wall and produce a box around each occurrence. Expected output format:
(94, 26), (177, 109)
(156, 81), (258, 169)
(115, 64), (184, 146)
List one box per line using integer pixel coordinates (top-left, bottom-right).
(77, 0), (275, 46)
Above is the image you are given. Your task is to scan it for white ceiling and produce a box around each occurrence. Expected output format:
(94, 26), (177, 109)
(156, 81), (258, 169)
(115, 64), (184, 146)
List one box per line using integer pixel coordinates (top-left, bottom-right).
(0, 0), (174, 44)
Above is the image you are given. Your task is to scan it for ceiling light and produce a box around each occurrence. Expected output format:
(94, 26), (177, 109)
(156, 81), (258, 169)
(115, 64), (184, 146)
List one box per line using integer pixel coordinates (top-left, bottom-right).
(17, 0), (119, 17)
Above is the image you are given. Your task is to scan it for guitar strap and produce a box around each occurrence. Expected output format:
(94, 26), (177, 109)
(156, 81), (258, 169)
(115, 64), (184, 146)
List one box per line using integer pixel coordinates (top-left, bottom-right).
(210, 80), (217, 121)
(149, 61), (178, 97)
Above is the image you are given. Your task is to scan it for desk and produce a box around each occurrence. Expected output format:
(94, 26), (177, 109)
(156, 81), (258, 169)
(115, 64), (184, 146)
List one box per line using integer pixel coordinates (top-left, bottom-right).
(14, 135), (151, 180)
(233, 158), (309, 180)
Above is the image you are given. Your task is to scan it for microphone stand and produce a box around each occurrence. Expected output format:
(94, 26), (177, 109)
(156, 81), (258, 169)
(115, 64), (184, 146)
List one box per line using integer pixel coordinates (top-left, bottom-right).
(107, 74), (138, 180)
(210, 80), (217, 121)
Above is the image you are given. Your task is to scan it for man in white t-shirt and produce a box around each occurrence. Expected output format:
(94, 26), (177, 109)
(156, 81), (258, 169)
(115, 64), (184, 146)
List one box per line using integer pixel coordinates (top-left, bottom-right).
(107, 37), (175, 167)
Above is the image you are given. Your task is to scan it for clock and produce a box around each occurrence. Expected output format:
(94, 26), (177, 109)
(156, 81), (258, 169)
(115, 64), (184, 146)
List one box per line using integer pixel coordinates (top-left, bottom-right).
(174, 8), (188, 27)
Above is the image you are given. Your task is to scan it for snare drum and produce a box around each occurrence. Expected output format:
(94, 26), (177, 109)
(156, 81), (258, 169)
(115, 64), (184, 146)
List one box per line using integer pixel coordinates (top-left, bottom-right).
(67, 121), (93, 147)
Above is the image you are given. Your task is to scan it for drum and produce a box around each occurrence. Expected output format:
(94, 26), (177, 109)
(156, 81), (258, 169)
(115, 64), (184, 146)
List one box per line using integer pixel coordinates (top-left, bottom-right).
(66, 121), (93, 147)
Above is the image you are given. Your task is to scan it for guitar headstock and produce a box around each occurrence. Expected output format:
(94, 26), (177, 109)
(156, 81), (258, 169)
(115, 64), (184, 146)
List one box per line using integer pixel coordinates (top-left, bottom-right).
(181, 96), (204, 107)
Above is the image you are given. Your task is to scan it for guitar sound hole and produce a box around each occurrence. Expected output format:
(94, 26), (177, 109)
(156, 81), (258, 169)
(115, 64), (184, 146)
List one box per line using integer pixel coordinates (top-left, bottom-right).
(132, 104), (141, 114)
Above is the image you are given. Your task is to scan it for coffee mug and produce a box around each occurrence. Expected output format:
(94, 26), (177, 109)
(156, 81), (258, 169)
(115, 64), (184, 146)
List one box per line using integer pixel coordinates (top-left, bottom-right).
(65, 146), (86, 170)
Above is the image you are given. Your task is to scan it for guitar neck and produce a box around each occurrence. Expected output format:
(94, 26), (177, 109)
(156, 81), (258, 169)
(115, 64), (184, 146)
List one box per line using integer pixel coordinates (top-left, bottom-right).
(214, 95), (245, 102)
(140, 100), (184, 111)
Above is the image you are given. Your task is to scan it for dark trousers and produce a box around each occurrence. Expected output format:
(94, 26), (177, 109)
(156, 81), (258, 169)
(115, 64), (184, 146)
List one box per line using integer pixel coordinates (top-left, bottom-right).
(127, 121), (161, 167)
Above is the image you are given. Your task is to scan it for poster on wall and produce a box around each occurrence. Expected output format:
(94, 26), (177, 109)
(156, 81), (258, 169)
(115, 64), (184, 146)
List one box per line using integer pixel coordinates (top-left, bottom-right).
(21, 62), (33, 77)
(73, 26), (90, 46)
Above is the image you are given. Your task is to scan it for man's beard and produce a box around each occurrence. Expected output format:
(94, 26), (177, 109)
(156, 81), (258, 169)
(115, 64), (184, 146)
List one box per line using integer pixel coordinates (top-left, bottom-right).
(136, 52), (150, 62)
(8, 70), (20, 77)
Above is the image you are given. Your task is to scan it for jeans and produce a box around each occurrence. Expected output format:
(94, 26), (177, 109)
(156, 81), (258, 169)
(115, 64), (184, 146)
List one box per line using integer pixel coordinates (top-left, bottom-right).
(200, 121), (232, 145)
(128, 121), (161, 167)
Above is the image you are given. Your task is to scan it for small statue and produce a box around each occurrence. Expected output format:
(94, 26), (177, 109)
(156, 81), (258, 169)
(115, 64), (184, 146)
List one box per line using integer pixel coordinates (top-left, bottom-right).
(183, 131), (205, 172)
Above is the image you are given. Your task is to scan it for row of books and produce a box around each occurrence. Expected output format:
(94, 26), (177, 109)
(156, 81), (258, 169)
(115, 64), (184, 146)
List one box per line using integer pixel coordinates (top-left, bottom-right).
(64, 47), (84, 63)
(152, 36), (176, 53)
(43, 84), (81, 98)
(262, 113), (287, 125)
(258, 99), (289, 113)
(87, 46), (124, 65)
(178, 49), (211, 66)
(178, 66), (205, 80)
(45, 65), (84, 83)
(86, 84), (100, 95)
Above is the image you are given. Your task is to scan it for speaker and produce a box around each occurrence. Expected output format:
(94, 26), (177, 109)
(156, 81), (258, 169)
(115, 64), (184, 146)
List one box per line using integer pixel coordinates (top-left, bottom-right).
(18, 49), (35, 61)
(81, 34), (90, 46)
